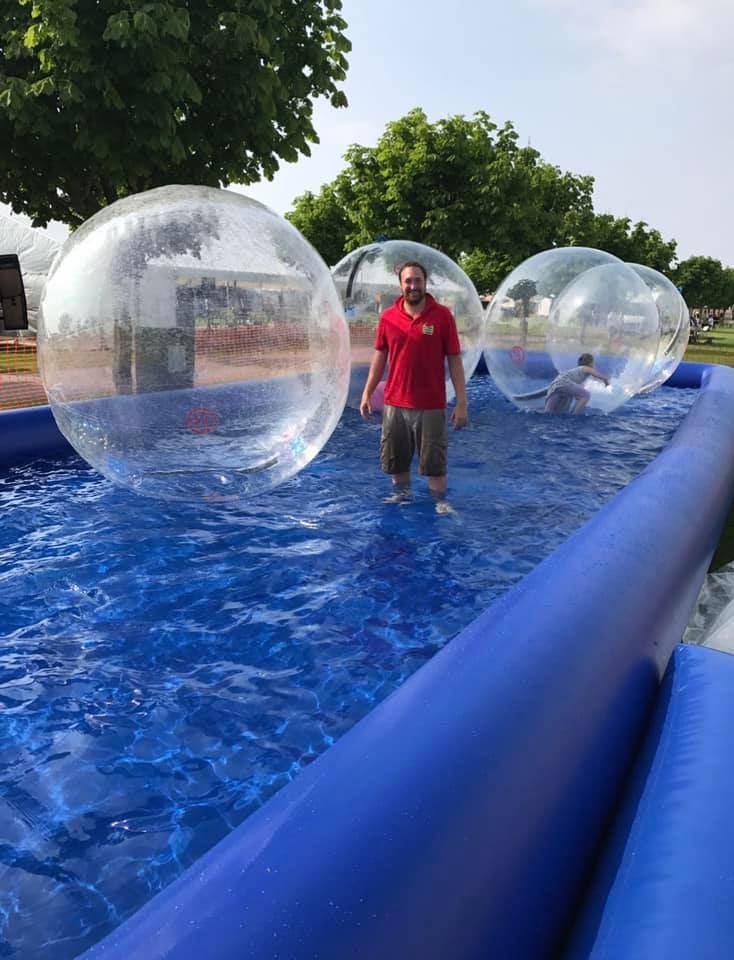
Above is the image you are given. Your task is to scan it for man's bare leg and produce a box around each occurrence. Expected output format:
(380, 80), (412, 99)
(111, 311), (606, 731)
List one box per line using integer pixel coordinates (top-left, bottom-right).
(384, 472), (412, 503)
(427, 475), (447, 498)
(428, 475), (455, 513)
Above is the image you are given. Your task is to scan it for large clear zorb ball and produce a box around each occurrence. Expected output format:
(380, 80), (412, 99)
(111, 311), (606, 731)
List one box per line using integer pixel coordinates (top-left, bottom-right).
(483, 247), (624, 411)
(39, 185), (350, 502)
(628, 263), (689, 393)
(332, 239), (484, 409)
(546, 262), (660, 413)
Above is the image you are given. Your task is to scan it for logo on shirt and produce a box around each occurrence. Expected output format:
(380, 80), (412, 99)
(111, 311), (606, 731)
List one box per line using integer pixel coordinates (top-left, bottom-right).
(422, 324), (434, 335)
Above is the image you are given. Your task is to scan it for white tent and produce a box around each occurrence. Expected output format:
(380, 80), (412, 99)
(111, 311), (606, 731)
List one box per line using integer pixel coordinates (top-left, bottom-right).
(0, 214), (62, 331)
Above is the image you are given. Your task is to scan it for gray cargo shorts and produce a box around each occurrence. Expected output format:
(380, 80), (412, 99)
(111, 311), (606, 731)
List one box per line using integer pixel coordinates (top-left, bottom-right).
(380, 405), (448, 477)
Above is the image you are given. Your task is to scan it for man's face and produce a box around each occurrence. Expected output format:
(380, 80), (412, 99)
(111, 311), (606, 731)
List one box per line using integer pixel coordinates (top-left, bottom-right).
(400, 267), (426, 305)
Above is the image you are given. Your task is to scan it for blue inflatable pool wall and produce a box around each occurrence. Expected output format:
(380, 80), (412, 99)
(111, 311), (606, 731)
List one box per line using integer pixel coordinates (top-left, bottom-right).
(3, 360), (734, 959)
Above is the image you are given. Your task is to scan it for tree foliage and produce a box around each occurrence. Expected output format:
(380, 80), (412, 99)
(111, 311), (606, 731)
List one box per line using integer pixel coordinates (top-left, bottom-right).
(507, 278), (537, 313)
(0, 0), (350, 225)
(287, 108), (680, 291)
(672, 256), (734, 309)
(563, 211), (677, 273)
(288, 109), (597, 286)
(284, 183), (351, 268)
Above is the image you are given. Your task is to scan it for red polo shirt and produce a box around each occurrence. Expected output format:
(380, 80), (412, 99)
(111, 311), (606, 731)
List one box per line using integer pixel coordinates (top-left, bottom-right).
(375, 294), (461, 409)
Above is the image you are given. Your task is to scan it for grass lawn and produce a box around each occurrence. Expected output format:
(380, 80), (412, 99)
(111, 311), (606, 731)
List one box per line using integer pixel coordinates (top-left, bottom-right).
(684, 324), (734, 367)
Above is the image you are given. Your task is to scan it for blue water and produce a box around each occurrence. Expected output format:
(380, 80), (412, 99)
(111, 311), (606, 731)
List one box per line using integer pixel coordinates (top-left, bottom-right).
(0, 378), (696, 959)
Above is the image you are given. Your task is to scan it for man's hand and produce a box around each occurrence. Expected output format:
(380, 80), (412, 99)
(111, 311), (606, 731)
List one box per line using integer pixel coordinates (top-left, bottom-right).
(450, 403), (468, 429)
(360, 394), (372, 419)
(446, 355), (468, 430)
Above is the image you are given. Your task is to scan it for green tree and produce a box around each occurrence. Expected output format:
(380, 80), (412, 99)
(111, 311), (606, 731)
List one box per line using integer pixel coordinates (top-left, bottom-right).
(0, 0), (350, 226)
(457, 249), (516, 294)
(507, 278), (537, 345)
(286, 183), (351, 267)
(563, 212), (677, 272)
(287, 108), (596, 282)
(723, 268), (734, 308)
(673, 256), (733, 308)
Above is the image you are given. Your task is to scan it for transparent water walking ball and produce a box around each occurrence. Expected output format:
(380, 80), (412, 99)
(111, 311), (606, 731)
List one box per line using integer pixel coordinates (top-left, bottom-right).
(483, 247), (659, 414)
(546, 262), (660, 412)
(39, 185), (350, 501)
(332, 239), (485, 409)
(628, 263), (689, 393)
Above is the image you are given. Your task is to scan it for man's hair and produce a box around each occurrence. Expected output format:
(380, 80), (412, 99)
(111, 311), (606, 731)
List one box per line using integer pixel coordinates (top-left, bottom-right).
(397, 261), (428, 281)
(578, 353), (594, 366)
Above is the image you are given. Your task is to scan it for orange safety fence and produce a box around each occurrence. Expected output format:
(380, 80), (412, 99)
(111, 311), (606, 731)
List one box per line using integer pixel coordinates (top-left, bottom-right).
(0, 323), (340, 412)
(0, 337), (48, 410)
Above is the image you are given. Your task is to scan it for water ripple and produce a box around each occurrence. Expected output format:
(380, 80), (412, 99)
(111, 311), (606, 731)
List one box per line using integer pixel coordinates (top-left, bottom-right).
(0, 379), (695, 958)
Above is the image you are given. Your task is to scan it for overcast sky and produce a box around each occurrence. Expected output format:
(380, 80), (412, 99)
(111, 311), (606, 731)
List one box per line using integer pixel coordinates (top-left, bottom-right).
(5, 0), (733, 265)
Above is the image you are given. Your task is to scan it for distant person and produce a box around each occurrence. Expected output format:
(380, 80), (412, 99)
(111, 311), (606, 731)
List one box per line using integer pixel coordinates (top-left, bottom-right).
(359, 261), (467, 512)
(544, 353), (609, 415)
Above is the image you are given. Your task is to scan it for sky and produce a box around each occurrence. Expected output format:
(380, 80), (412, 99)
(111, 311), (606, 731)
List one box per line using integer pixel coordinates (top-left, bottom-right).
(4, 0), (734, 264)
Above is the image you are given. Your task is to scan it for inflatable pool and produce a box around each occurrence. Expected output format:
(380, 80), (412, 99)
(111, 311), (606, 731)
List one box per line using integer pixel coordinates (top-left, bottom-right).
(2, 360), (733, 959)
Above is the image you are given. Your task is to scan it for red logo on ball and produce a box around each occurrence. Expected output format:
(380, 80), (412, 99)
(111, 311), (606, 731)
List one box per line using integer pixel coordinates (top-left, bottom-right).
(510, 345), (526, 365)
(185, 407), (219, 434)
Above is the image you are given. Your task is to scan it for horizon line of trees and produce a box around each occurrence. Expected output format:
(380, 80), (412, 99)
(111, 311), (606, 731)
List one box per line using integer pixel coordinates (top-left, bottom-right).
(2, 0), (730, 314)
(286, 108), (734, 310)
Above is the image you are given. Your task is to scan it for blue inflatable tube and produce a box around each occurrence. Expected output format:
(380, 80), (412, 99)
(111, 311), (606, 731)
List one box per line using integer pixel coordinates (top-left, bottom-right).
(665, 359), (706, 389)
(61, 363), (734, 960)
(567, 643), (734, 959)
(0, 404), (73, 465)
(476, 353), (707, 391)
(0, 361), (708, 469)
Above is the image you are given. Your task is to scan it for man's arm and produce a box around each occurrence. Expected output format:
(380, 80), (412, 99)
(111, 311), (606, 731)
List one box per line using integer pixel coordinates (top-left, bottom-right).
(586, 365), (610, 386)
(360, 349), (388, 418)
(447, 354), (468, 429)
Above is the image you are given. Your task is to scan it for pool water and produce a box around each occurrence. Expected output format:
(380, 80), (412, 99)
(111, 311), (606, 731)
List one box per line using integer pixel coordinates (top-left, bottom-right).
(0, 377), (696, 959)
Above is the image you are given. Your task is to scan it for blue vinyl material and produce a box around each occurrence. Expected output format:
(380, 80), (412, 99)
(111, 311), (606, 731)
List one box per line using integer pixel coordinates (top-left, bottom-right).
(566, 643), (734, 960)
(0, 404), (73, 465)
(665, 360), (706, 389)
(479, 354), (706, 391)
(4, 363), (733, 959)
(0, 360), (706, 469)
(69, 364), (734, 959)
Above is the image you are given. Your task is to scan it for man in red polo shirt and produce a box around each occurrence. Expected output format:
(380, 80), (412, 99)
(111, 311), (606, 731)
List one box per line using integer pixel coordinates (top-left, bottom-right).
(359, 261), (468, 508)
